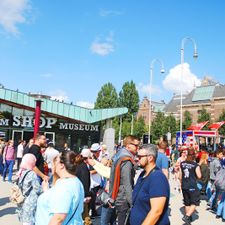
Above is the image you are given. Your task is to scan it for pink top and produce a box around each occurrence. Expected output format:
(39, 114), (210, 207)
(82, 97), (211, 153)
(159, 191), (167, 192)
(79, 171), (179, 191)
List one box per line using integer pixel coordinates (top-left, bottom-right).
(4, 146), (15, 160)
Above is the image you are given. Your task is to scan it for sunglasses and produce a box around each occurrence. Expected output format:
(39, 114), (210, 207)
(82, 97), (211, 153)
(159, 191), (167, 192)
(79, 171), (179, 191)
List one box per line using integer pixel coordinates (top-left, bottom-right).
(136, 154), (150, 159)
(130, 143), (139, 148)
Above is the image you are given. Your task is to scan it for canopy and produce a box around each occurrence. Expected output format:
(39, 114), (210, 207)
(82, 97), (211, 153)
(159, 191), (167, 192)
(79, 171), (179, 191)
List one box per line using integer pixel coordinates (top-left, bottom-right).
(187, 121), (208, 131)
(209, 121), (225, 130)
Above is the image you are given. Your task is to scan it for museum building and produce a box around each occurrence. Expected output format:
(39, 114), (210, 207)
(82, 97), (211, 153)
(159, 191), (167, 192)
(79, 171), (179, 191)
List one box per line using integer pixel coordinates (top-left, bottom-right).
(0, 85), (127, 151)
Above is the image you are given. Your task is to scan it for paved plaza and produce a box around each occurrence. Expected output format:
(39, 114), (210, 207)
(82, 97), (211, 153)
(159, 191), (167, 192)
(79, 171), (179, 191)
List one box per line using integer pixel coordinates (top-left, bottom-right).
(0, 173), (223, 225)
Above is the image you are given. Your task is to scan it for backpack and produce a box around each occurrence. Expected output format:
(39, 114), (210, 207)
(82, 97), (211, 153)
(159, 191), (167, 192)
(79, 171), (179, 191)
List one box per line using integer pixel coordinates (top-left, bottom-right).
(214, 168), (225, 191)
(10, 171), (31, 204)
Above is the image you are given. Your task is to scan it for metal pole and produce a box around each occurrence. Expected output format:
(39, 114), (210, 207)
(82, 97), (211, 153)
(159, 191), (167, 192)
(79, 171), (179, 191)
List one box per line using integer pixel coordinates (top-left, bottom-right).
(131, 114), (134, 135)
(118, 116), (122, 144)
(148, 67), (153, 143)
(180, 48), (184, 145)
(179, 37), (198, 145)
(148, 59), (165, 144)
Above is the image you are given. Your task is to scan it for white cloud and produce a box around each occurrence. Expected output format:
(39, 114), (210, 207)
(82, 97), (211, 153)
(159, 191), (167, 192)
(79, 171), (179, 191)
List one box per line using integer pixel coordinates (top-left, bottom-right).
(50, 90), (69, 102)
(99, 9), (123, 17)
(0, 0), (31, 35)
(163, 63), (201, 94)
(90, 32), (115, 56)
(40, 73), (53, 78)
(76, 101), (94, 109)
(137, 82), (162, 96)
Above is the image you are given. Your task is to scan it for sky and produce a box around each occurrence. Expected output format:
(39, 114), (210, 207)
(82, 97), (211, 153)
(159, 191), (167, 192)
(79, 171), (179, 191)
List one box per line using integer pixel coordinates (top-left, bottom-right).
(0, 0), (225, 108)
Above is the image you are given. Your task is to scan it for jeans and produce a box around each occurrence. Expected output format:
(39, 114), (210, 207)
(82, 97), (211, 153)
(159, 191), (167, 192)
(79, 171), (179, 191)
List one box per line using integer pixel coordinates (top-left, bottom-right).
(115, 200), (130, 225)
(0, 155), (3, 175)
(101, 206), (116, 225)
(216, 191), (225, 219)
(3, 160), (15, 182)
(212, 188), (223, 210)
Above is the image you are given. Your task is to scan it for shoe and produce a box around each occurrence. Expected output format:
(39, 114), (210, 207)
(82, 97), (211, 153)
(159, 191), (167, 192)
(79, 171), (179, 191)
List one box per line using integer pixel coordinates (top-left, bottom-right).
(182, 215), (191, 225)
(222, 218), (225, 222)
(216, 215), (221, 219)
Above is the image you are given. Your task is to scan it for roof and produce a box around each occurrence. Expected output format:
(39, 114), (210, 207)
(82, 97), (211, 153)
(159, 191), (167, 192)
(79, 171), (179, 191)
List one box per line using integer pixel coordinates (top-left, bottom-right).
(0, 87), (128, 124)
(152, 101), (166, 112)
(182, 84), (225, 105)
(192, 85), (215, 102)
(164, 94), (186, 113)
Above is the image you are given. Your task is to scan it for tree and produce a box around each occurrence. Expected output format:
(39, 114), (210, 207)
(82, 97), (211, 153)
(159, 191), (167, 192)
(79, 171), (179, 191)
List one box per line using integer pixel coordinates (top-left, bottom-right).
(118, 81), (139, 121)
(151, 112), (166, 142)
(133, 117), (147, 139)
(164, 114), (177, 138)
(197, 108), (211, 129)
(218, 110), (225, 136)
(183, 110), (193, 130)
(94, 82), (118, 109)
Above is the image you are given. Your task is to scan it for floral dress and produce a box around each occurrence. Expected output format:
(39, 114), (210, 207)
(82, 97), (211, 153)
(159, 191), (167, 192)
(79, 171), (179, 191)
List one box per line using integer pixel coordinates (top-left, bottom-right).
(17, 169), (41, 224)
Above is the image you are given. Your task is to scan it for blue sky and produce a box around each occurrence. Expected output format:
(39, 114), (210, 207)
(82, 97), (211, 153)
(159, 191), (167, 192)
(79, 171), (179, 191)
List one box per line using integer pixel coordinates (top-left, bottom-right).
(0, 0), (225, 108)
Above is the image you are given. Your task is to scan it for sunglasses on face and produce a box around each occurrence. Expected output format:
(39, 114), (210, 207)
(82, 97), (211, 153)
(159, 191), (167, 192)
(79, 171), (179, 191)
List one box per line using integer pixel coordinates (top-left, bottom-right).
(130, 143), (139, 148)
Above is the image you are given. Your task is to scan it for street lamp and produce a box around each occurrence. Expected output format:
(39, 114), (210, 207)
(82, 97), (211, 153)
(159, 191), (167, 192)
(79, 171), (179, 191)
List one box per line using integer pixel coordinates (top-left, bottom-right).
(148, 59), (165, 144)
(179, 37), (198, 145)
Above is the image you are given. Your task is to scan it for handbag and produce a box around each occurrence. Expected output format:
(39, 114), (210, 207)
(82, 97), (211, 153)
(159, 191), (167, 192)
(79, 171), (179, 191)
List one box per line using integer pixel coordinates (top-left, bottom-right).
(97, 188), (110, 205)
(10, 170), (31, 204)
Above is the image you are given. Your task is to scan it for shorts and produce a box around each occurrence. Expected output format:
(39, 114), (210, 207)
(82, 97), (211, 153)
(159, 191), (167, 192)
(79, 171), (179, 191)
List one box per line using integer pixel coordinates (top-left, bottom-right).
(182, 189), (200, 206)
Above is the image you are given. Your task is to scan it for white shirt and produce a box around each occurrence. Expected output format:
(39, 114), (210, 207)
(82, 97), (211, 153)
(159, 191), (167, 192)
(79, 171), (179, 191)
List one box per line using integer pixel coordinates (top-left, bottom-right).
(17, 143), (24, 158)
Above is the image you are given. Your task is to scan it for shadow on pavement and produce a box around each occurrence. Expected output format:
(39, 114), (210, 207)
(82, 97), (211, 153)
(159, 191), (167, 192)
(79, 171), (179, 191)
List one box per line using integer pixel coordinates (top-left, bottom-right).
(0, 197), (9, 207)
(0, 207), (16, 217)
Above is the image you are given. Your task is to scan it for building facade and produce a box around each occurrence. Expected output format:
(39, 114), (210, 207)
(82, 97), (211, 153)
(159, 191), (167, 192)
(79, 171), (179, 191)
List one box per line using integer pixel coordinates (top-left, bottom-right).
(0, 86), (128, 151)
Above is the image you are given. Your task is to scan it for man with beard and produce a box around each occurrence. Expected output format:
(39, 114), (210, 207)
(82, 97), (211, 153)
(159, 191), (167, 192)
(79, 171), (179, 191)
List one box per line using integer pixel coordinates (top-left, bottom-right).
(130, 144), (170, 225)
(27, 134), (49, 182)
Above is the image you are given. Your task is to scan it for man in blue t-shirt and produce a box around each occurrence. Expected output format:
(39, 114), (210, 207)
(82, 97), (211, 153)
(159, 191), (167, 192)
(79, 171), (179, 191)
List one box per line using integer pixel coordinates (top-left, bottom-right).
(130, 144), (170, 225)
(156, 141), (169, 179)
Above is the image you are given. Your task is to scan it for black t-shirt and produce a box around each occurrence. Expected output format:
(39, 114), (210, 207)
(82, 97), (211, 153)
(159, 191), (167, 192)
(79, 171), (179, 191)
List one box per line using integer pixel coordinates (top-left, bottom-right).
(76, 162), (91, 197)
(181, 161), (199, 190)
(28, 144), (44, 173)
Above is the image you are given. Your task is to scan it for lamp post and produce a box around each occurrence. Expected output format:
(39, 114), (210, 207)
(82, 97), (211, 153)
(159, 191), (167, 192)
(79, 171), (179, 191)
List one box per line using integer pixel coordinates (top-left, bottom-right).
(179, 37), (198, 145)
(148, 59), (165, 144)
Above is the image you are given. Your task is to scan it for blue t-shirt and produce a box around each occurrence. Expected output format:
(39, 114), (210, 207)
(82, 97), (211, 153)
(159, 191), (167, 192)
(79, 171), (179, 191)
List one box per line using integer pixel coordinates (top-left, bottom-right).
(156, 152), (169, 170)
(35, 177), (84, 225)
(130, 169), (170, 225)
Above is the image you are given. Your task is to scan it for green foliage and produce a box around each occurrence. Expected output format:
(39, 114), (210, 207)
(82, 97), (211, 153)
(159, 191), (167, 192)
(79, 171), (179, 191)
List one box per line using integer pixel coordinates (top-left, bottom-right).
(183, 110), (192, 130)
(164, 114), (177, 138)
(197, 108), (211, 129)
(133, 117), (147, 139)
(218, 110), (225, 136)
(113, 116), (147, 142)
(151, 112), (166, 142)
(118, 81), (139, 121)
(94, 82), (118, 109)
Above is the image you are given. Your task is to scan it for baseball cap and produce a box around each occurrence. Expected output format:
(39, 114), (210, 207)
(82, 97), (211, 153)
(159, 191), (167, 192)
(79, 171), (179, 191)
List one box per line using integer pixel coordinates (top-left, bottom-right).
(90, 143), (101, 152)
(81, 148), (92, 158)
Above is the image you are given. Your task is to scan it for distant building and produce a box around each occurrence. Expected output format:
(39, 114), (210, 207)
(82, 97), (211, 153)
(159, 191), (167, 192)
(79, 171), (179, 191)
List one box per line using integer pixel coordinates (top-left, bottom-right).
(138, 77), (225, 126)
(137, 96), (166, 124)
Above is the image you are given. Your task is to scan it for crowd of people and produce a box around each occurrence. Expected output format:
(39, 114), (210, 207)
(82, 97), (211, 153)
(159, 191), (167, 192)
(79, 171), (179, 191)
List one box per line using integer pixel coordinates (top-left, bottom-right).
(1, 135), (225, 225)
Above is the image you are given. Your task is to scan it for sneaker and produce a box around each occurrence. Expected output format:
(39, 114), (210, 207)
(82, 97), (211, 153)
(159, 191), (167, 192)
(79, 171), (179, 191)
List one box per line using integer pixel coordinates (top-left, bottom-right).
(216, 215), (221, 219)
(182, 215), (191, 225)
(222, 218), (225, 222)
